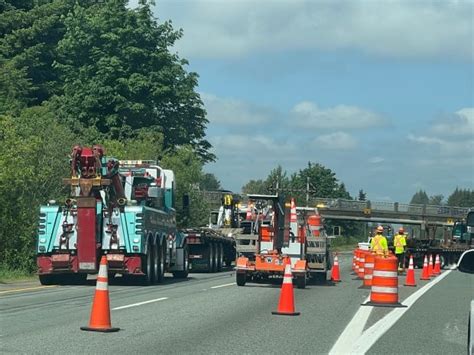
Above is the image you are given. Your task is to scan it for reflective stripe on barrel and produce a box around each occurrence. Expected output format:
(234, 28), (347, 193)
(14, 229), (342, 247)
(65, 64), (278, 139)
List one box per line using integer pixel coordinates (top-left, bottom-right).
(357, 250), (367, 279)
(363, 252), (375, 287)
(370, 255), (399, 304)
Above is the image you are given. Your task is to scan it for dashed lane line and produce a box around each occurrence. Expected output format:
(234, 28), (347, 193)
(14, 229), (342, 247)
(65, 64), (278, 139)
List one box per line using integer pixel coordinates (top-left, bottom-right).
(112, 297), (168, 310)
(210, 283), (236, 289)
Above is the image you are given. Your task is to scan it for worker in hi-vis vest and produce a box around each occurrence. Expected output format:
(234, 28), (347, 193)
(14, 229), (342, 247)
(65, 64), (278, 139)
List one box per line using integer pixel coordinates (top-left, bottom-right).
(393, 227), (407, 272)
(370, 226), (388, 256)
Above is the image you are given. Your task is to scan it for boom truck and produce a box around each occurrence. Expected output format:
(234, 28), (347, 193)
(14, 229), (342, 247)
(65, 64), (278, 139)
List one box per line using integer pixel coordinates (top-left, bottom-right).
(36, 145), (188, 285)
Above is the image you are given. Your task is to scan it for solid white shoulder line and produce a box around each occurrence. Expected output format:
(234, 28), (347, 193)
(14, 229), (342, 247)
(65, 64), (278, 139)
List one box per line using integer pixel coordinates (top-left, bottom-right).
(352, 267), (454, 354)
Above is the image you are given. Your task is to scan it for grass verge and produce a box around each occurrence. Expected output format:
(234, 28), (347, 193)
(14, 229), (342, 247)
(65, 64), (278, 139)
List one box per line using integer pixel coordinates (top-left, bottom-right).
(0, 267), (36, 284)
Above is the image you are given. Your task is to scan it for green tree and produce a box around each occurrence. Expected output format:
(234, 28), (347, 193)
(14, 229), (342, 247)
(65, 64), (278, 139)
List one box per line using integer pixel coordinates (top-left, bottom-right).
(429, 194), (444, 205)
(160, 147), (210, 227)
(52, 0), (213, 161)
(358, 189), (367, 201)
(242, 179), (268, 194)
(0, 106), (76, 271)
(447, 188), (474, 207)
(200, 173), (221, 191)
(410, 190), (429, 204)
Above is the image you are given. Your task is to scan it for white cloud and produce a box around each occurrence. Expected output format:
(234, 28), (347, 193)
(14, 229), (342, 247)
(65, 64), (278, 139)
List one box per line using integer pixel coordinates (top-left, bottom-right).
(291, 101), (384, 129)
(156, 1), (473, 60)
(201, 92), (273, 126)
(210, 134), (296, 155)
(369, 157), (385, 164)
(431, 108), (474, 135)
(312, 132), (357, 150)
(407, 134), (474, 156)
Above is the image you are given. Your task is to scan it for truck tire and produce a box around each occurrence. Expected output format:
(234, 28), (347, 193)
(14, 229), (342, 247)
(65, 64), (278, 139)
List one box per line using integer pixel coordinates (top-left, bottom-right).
(236, 273), (246, 286)
(39, 274), (57, 285)
(217, 244), (223, 272)
(152, 242), (164, 284)
(157, 240), (166, 283)
(212, 243), (218, 272)
(296, 275), (306, 289)
(140, 241), (153, 286)
(173, 245), (189, 279)
(206, 243), (213, 272)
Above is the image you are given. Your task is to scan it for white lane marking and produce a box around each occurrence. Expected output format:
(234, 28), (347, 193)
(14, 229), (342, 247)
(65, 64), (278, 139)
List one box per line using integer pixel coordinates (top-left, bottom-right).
(329, 296), (372, 355)
(352, 267), (454, 354)
(210, 283), (236, 289)
(112, 297), (168, 310)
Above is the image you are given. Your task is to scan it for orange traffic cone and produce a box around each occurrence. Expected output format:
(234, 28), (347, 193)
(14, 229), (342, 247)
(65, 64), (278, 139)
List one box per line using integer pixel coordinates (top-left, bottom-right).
(433, 254), (441, 275)
(331, 253), (341, 282)
(351, 252), (357, 274)
(420, 255), (430, 280)
(404, 255), (416, 287)
(272, 261), (300, 316)
(428, 254), (434, 277)
(81, 256), (119, 332)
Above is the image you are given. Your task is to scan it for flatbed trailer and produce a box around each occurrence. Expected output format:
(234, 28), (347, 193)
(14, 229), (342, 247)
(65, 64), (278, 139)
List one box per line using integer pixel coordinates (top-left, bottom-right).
(181, 228), (235, 272)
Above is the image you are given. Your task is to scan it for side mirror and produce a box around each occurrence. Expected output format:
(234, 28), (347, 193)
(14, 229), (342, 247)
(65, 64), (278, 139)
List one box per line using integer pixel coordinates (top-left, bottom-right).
(148, 186), (160, 198)
(457, 249), (474, 274)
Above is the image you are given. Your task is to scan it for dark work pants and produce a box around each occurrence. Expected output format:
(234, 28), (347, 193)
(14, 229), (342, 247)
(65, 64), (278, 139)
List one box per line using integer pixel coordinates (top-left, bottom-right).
(396, 252), (405, 269)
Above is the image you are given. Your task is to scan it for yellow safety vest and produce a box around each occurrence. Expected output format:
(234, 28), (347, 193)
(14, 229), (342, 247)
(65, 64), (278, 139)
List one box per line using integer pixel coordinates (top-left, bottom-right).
(393, 234), (406, 254)
(370, 235), (388, 255)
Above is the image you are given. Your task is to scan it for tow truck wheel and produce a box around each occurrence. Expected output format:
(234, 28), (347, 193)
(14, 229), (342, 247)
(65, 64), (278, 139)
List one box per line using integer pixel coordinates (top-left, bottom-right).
(157, 240), (166, 283)
(296, 275), (306, 289)
(39, 274), (57, 285)
(236, 273), (246, 286)
(140, 241), (153, 286)
(152, 242), (160, 284)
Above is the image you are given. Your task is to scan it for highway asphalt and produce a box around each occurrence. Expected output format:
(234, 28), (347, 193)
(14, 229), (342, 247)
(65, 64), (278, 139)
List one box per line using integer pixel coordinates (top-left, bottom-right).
(0, 254), (471, 354)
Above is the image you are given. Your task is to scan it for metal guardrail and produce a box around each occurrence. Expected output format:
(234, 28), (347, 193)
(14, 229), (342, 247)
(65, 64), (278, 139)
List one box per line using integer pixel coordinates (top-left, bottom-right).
(314, 198), (471, 219)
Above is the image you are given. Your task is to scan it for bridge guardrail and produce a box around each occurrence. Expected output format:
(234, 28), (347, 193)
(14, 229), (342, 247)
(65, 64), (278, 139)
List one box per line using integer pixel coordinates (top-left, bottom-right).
(313, 198), (471, 220)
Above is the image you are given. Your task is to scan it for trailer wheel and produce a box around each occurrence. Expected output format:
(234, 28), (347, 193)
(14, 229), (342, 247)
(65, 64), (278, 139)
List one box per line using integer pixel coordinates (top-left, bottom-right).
(217, 244), (223, 272)
(173, 246), (189, 279)
(236, 273), (246, 286)
(39, 274), (57, 285)
(296, 275), (306, 289)
(212, 243), (218, 273)
(206, 243), (213, 272)
(140, 241), (153, 285)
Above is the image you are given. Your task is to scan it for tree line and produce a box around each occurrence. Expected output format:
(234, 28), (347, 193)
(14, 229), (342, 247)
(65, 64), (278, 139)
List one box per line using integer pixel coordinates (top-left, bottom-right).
(410, 188), (474, 207)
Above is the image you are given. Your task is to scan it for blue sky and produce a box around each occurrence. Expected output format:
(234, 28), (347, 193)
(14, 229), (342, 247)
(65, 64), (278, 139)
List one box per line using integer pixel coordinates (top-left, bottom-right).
(148, 0), (473, 203)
